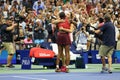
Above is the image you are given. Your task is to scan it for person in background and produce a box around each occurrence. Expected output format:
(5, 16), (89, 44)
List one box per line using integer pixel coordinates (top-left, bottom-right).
(0, 18), (4, 67)
(94, 17), (104, 50)
(23, 34), (33, 49)
(15, 24), (25, 50)
(93, 14), (116, 73)
(33, 19), (45, 44)
(32, 0), (45, 13)
(97, 17), (104, 29)
(1, 17), (17, 68)
(23, 34), (33, 44)
(75, 25), (89, 51)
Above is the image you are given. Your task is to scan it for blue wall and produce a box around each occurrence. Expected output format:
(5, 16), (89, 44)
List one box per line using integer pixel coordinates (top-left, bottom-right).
(0, 50), (16, 64)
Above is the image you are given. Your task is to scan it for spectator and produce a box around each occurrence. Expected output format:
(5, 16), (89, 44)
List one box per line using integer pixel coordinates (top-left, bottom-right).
(33, 19), (45, 44)
(32, 0), (45, 13)
(1, 18), (17, 68)
(75, 25), (89, 51)
(23, 34), (33, 44)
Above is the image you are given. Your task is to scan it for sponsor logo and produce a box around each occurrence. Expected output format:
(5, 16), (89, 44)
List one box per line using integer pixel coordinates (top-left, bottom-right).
(22, 59), (30, 65)
(39, 53), (51, 57)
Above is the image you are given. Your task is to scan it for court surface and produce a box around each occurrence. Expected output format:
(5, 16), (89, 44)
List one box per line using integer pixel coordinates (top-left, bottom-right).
(0, 64), (120, 80)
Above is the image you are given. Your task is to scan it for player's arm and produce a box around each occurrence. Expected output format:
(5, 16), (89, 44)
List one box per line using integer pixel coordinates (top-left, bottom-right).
(59, 23), (74, 33)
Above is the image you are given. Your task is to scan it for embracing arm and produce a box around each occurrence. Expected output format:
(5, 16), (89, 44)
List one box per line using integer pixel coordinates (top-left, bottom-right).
(59, 23), (74, 33)
(94, 29), (101, 34)
(52, 19), (65, 24)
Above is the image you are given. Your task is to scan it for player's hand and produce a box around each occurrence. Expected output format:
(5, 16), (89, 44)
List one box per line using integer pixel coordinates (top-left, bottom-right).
(59, 19), (65, 22)
(59, 27), (63, 30)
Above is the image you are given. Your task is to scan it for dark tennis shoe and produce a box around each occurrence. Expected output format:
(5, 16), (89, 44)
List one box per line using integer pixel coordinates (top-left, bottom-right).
(0, 64), (4, 67)
(6, 64), (15, 68)
(65, 68), (69, 73)
(101, 67), (108, 73)
(108, 69), (112, 74)
(55, 68), (61, 72)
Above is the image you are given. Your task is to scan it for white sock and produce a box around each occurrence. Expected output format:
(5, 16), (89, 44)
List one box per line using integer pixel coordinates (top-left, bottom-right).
(66, 66), (69, 68)
(56, 65), (59, 68)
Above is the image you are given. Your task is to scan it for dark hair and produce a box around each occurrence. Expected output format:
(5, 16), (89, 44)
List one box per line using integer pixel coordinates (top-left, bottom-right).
(59, 12), (66, 19)
(27, 34), (32, 38)
(98, 18), (104, 23)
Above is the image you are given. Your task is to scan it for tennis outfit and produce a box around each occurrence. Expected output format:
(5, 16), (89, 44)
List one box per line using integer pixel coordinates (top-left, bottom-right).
(56, 18), (71, 45)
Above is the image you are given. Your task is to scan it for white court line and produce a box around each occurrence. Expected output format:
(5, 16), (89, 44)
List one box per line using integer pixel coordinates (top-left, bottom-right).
(12, 76), (48, 80)
(0, 76), (12, 78)
(0, 76), (47, 80)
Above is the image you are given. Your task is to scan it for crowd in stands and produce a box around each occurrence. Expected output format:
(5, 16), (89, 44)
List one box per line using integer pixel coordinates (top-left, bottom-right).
(0, 0), (120, 51)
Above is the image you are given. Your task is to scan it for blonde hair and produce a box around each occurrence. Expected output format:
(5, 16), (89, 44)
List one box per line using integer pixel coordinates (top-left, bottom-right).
(1, 19), (6, 24)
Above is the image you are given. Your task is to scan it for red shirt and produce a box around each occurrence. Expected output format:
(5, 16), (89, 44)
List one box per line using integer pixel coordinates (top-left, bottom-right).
(98, 22), (104, 29)
(58, 18), (70, 29)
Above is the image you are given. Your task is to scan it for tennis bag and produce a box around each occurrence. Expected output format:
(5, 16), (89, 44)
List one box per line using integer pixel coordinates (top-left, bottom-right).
(75, 57), (85, 68)
(29, 47), (55, 58)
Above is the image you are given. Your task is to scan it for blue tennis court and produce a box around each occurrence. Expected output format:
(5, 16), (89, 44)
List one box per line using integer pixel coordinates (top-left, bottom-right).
(0, 72), (120, 80)
(0, 64), (120, 80)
